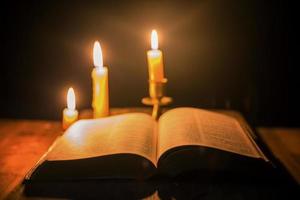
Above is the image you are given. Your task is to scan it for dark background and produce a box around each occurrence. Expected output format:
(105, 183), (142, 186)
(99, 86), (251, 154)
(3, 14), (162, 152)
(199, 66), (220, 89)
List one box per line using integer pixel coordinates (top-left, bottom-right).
(0, 0), (296, 126)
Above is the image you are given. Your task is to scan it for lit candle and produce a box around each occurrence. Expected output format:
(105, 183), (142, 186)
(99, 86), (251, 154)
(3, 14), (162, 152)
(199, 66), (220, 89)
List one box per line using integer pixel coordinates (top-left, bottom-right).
(63, 87), (78, 130)
(147, 30), (165, 82)
(92, 41), (109, 118)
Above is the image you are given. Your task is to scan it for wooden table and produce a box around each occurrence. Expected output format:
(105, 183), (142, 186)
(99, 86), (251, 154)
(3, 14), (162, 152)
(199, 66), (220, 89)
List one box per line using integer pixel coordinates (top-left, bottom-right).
(258, 127), (300, 184)
(0, 119), (61, 199)
(1, 108), (299, 199)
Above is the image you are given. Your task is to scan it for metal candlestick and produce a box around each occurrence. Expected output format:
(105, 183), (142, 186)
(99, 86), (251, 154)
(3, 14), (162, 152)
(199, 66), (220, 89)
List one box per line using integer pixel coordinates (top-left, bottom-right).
(142, 78), (173, 120)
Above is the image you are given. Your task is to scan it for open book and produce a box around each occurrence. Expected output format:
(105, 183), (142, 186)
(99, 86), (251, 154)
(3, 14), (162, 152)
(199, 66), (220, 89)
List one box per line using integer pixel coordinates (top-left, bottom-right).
(27, 107), (268, 180)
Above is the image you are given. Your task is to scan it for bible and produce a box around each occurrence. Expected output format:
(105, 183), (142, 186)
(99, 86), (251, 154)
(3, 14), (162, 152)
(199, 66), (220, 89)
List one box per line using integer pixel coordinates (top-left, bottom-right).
(26, 107), (268, 180)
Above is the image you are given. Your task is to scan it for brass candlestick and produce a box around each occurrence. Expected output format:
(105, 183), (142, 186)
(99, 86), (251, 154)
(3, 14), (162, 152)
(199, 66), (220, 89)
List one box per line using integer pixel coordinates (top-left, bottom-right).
(142, 78), (173, 120)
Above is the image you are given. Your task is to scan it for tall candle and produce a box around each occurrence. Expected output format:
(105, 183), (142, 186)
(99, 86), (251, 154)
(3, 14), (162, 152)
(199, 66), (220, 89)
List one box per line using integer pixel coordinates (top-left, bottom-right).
(63, 87), (78, 130)
(147, 30), (165, 82)
(92, 41), (109, 118)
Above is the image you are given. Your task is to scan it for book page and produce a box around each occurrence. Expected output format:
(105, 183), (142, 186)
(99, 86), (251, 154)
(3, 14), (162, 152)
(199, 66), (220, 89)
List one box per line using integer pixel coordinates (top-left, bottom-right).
(46, 113), (158, 165)
(158, 108), (261, 159)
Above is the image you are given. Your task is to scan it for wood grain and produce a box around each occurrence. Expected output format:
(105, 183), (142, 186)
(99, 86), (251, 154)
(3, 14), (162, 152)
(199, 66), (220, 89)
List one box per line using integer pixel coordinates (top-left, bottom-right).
(258, 127), (300, 184)
(0, 120), (62, 199)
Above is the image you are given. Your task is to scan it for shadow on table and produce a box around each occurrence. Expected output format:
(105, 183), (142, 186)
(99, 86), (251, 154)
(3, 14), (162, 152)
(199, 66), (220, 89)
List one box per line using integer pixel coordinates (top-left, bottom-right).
(22, 169), (300, 200)
(157, 172), (300, 200)
(24, 180), (156, 199)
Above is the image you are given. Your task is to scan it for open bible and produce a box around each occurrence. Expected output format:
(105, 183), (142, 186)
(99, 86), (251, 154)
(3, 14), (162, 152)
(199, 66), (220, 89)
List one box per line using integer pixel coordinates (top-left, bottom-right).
(27, 107), (268, 180)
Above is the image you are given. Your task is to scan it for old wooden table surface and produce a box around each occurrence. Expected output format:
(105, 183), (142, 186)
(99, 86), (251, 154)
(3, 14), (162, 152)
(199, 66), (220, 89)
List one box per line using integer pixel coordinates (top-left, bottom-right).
(0, 108), (299, 199)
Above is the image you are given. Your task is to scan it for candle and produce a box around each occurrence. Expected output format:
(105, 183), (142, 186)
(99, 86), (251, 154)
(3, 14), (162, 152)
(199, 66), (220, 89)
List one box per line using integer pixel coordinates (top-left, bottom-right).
(147, 30), (165, 82)
(63, 87), (78, 130)
(92, 41), (109, 118)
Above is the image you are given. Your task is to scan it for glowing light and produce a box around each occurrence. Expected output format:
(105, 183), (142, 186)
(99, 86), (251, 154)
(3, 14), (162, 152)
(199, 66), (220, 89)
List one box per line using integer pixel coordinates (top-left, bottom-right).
(67, 87), (76, 110)
(151, 30), (158, 50)
(93, 41), (103, 68)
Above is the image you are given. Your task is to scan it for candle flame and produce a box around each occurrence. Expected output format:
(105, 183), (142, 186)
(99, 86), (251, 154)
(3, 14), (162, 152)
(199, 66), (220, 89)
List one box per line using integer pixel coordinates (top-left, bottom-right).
(93, 41), (103, 68)
(67, 87), (76, 110)
(151, 30), (158, 50)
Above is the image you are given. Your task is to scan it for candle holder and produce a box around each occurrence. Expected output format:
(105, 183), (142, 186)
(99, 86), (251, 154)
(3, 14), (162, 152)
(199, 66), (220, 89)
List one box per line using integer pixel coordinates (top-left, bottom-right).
(142, 78), (173, 120)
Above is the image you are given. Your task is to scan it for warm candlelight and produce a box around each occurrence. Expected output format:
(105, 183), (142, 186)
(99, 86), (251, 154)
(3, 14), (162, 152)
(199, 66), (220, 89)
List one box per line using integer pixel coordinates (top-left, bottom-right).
(63, 87), (78, 130)
(147, 30), (165, 82)
(92, 41), (109, 118)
